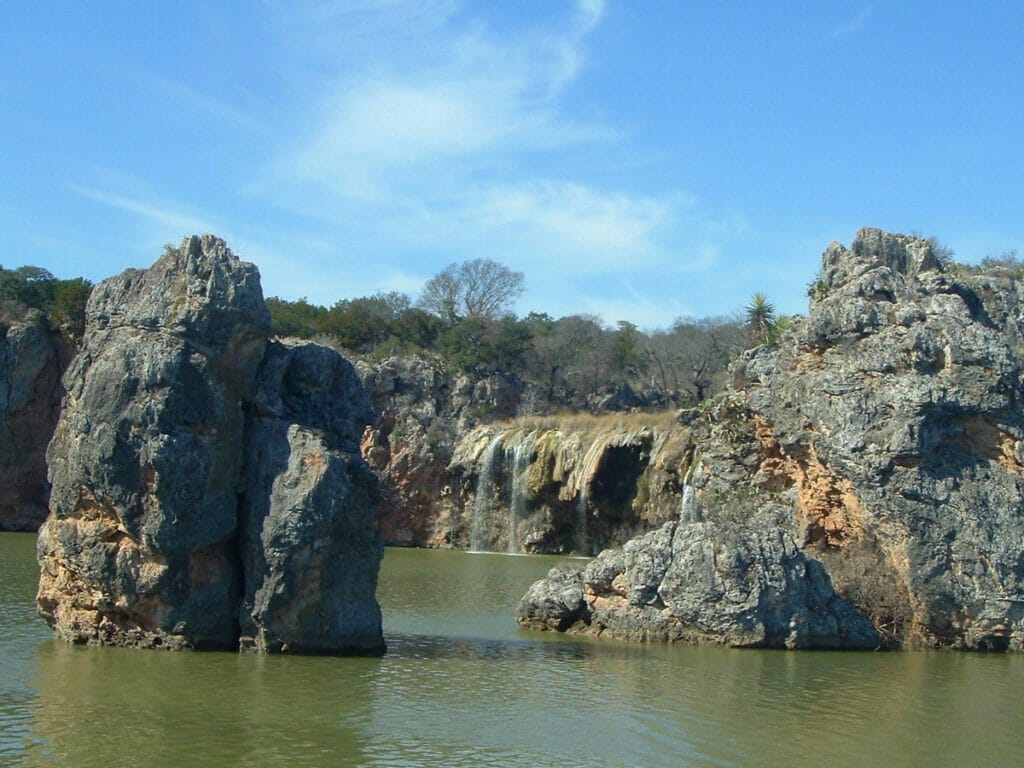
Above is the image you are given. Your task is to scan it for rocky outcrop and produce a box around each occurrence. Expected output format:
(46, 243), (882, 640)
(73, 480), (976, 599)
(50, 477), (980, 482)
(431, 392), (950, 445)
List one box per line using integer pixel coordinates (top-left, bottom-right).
(518, 228), (1024, 651)
(516, 513), (879, 649)
(37, 236), (384, 654)
(0, 318), (71, 531)
(357, 352), (700, 551)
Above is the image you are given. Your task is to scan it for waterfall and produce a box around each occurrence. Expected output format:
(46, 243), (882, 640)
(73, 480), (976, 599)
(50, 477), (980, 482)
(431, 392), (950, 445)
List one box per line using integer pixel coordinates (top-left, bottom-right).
(470, 434), (504, 552)
(573, 434), (610, 556)
(680, 448), (702, 523)
(574, 490), (590, 556)
(505, 430), (536, 554)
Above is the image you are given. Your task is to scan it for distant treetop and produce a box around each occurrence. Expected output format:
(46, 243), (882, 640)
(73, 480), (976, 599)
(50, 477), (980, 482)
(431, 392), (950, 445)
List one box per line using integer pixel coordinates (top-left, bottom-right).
(418, 258), (525, 322)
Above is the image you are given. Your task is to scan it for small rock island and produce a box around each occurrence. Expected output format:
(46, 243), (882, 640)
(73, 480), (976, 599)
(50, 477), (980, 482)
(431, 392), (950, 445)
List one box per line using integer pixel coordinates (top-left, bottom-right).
(36, 236), (385, 655)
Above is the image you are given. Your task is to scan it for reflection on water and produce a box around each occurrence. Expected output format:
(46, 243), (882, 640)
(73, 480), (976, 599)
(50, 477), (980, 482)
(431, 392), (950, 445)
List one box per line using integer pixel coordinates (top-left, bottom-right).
(2, 537), (1024, 768)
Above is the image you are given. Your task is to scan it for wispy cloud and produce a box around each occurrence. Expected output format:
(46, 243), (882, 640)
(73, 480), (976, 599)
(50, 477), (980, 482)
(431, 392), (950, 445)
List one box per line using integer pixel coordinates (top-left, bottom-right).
(138, 74), (267, 135)
(242, 1), (738, 326)
(274, 0), (614, 197)
(66, 183), (212, 234)
(824, 6), (873, 41)
(473, 181), (672, 267)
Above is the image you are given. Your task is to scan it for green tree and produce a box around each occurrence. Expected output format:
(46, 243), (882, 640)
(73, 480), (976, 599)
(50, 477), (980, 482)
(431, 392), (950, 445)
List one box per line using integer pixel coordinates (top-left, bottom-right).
(0, 265), (56, 313)
(320, 292), (416, 353)
(385, 307), (445, 350)
(50, 278), (93, 340)
(265, 297), (328, 338)
(610, 320), (643, 376)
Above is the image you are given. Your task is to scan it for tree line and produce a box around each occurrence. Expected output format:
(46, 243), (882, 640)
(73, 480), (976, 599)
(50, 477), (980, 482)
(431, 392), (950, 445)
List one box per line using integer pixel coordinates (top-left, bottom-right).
(0, 265), (92, 340)
(0, 255), (781, 408)
(266, 257), (770, 408)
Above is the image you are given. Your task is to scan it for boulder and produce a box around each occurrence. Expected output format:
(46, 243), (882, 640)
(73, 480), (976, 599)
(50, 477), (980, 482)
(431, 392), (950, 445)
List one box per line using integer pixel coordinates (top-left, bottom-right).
(514, 562), (587, 632)
(517, 515), (879, 649)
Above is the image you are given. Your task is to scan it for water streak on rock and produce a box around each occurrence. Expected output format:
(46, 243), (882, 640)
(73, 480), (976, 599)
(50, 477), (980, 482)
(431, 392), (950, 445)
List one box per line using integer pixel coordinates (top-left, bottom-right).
(469, 434), (504, 552)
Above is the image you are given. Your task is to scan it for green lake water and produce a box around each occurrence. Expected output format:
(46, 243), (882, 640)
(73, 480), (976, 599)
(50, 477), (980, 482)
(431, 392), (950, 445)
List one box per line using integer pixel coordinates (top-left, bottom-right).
(2, 532), (1023, 767)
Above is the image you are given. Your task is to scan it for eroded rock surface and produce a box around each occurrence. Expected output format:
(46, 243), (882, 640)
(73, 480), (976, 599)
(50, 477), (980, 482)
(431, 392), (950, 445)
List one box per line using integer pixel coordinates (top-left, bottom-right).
(37, 236), (384, 654)
(518, 228), (1024, 651)
(358, 356), (522, 547)
(516, 514), (879, 649)
(0, 318), (71, 530)
(240, 340), (381, 654)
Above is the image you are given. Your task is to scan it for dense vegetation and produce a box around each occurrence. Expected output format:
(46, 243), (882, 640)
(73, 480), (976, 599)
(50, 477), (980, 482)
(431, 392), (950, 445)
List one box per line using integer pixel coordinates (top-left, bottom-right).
(0, 265), (92, 341)
(266, 257), (762, 409)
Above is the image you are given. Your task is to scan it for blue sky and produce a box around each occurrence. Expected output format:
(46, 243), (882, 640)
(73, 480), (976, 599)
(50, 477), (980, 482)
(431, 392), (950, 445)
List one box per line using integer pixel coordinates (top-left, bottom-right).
(3, 1), (1022, 329)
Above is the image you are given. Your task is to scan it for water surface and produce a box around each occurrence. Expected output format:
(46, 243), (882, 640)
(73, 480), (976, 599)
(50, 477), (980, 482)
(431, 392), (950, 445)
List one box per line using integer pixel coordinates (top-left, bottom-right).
(2, 535), (1022, 767)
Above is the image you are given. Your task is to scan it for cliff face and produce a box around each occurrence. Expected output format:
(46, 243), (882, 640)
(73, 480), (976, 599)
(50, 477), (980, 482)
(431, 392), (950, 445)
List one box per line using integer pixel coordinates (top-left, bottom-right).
(37, 237), (384, 654)
(358, 358), (695, 553)
(0, 318), (71, 531)
(358, 357), (522, 547)
(517, 229), (1024, 651)
(449, 416), (694, 554)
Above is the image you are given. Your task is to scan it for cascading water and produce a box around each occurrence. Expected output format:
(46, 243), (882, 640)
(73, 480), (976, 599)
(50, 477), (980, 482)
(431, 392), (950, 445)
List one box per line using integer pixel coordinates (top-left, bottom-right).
(459, 421), (692, 555)
(574, 490), (590, 556)
(505, 430), (536, 554)
(680, 447), (702, 523)
(573, 434), (610, 555)
(470, 434), (505, 552)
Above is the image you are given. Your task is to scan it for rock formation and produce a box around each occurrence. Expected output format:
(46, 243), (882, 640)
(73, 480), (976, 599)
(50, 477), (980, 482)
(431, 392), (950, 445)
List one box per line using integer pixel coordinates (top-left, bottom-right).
(358, 357), (522, 547)
(240, 339), (381, 654)
(0, 317), (71, 530)
(358, 358), (690, 551)
(516, 511), (880, 649)
(517, 228), (1024, 651)
(36, 236), (384, 654)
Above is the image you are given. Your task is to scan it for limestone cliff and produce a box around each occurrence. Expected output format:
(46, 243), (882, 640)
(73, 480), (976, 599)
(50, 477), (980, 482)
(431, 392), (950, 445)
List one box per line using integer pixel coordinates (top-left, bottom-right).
(358, 357), (522, 547)
(0, 318), (72, 531)
(517, 228), (1024, 651)
(449, 414), (695, 554)
(37, 236), (384, 654)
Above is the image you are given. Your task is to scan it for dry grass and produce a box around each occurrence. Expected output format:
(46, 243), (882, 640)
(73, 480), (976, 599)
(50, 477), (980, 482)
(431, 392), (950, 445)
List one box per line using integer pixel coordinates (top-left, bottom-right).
(494, 409), (682, 433)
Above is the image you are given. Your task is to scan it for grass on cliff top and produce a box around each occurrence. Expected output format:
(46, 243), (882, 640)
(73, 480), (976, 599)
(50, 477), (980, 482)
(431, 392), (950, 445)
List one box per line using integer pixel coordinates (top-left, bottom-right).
(494, 409), (682, 433)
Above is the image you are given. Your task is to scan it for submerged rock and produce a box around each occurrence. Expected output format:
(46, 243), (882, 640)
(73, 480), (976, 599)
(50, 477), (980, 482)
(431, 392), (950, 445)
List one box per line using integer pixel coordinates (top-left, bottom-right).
(37, 236), (384, 654)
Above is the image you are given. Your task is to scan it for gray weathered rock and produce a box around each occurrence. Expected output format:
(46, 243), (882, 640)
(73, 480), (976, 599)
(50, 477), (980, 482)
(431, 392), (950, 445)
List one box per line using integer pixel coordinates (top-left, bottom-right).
(743, 229), (1024, 650)
(37, 236), (384, 654)
(518, 228), (1024, 651)
(38, 236), (269, 649)
(514, 562), (587, 632)
(240, 340), (382, 654)
(0, 318), (70, 530)
(517, 515), (879, 649)
(358, 356), (525, 548)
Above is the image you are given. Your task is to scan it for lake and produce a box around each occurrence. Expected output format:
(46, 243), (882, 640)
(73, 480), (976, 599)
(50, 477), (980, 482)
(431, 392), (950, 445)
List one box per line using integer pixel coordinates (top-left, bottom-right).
(2, 532), (1022, 767)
